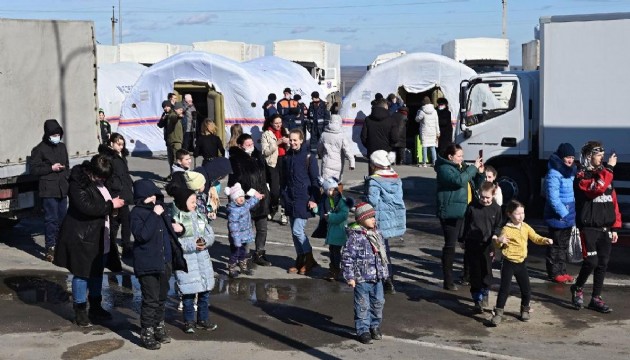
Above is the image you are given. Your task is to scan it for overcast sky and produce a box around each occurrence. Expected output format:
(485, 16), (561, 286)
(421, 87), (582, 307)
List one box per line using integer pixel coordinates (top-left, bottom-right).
(2, 0), (630, 65)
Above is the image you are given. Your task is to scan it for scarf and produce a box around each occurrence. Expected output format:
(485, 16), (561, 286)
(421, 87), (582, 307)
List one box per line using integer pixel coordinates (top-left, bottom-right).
(96, 184), (112, 255)
(366, 229), (388, 266)
(271, 128), (286, 157)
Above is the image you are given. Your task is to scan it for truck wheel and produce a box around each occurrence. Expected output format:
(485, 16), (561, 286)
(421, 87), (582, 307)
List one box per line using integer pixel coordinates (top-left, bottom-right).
(497, 167), (530, 205)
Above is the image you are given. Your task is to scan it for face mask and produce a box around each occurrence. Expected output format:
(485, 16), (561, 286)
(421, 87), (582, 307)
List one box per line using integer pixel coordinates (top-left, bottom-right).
(438, 105), (446, 110)
(49, 136), (61, 144)
(244, 147), (255, 155)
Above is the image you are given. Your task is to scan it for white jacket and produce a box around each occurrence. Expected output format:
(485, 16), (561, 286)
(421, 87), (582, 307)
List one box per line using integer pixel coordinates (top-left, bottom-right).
(416, 104), (440, 147)
(317, 115), (355, 182)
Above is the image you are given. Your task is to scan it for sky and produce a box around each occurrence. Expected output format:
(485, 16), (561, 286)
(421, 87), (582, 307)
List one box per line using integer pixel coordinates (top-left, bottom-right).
(2, 0), (630, 66)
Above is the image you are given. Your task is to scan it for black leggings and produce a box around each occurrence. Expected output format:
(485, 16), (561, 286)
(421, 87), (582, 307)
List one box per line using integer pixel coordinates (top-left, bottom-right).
(440, 218), (464, 287)
(546, 227), (572, 278)
(110, 204), (132, 248)
(266, 163), (283, 214)
(496, 259), (531, 309)
(575, 227), (612, 297)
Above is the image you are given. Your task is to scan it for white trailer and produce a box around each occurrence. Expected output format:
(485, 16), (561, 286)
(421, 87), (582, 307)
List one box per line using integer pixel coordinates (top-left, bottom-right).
(273, 40), (340, 97)
(456, 12), (630, 216)
(0, 19), (100, 222)
(442, 38), (510, 73)
(192, 41), (264, 62)
(522, 40), (540, 71)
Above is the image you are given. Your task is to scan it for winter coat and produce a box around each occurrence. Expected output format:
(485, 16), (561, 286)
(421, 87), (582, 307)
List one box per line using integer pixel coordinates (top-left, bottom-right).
(360, 107), (396, 155)
(157, 111), (170, 140)
(171, 204), (215, 295)
(342, 223), (389, 282)
(194, 134), (225, 160)
(100, 120), (111, 145)
(227, 197), (260, 247)
(435, 155), (485, 219)
(574, 164), (622, 229)
(165, 164), (188, 197)
(263, 101), (278, 120)
(53, 162), (121, 278)
(261, 129), (282, 168)
(130, 180), (187, 277)
(183, 103), (196, 133)
(388, 101), (402, 115)
(98, 144), (134, 203)
(308, 101), (330, 122)
(497, 222), (550, 263)
(365, 169), (406, 239)
(391, 111), (408, 148)
(227, 146), (270, 218)
(544, 153), (577, 229)
(437, 108), (453, 151)
(317, 116), (355, 182)
(167, 113), (183, 146)
(30, 119), (70, 198)
(416, 104), (440, 147)
(325, 195), (350, 246)
(277, 98), (300, 129)
(461, 200), (503, 246)
(282, 145), (320, 219)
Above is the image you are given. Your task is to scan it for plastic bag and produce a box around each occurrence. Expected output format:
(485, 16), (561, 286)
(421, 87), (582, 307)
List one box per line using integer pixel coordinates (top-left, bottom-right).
(568, 226), (583, 263)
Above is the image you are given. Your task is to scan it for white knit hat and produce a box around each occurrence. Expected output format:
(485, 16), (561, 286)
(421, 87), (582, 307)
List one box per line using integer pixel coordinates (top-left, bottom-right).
(322, 177), (339, 191)
(370, 150), (391, 168)
(225, 182), (245, 201)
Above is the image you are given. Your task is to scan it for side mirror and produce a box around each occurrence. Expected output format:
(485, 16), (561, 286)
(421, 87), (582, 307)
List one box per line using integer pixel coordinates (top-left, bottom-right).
(464, 129), (472, 139)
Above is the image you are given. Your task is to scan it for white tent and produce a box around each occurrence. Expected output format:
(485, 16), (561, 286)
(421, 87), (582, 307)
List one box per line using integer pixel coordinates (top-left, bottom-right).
(119, 51), (323, 153)
(340, 52), (476, 155)
(97, 62), (147, 131)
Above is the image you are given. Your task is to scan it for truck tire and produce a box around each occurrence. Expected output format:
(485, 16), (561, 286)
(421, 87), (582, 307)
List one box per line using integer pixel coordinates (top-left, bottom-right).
(497, 167), (530, 206)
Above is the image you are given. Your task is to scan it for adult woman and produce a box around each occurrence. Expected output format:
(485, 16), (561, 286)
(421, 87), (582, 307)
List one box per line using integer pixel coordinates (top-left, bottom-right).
(194, 119), (225, 165)
(436, 98), (453, 155)
(53, 154), (125, 326)
(317, 114), (355, 184)
(435, 144), (484, 290)
(282, 129), (320, 275)
(226, 124), (243, 156)
(261, 114), (289, 225)
(228, 134), (272, 266)
(415, 96), (440, 167)
(544, 143), (577, 283)
(98, 133), (134, 258)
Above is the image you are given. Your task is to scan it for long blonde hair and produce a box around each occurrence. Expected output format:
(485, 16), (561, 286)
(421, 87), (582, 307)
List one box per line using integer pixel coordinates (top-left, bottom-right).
(228, 124), (243, 148)
(201, 119), (217, 136)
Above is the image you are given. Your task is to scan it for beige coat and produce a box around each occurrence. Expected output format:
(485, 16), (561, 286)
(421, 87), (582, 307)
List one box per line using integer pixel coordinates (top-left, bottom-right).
(261, 130), (280, 167)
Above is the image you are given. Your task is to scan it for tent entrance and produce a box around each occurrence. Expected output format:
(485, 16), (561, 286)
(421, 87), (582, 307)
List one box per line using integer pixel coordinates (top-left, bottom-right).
(173, 81), (226, 143)
(398, 85), (444, 164)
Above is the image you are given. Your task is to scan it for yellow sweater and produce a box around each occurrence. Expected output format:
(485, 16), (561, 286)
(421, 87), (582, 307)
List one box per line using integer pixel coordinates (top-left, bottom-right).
(497, 222), (550, 263)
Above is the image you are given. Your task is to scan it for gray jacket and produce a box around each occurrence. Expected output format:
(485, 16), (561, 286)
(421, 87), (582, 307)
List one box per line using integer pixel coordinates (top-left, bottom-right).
(317, 115), (355, 182)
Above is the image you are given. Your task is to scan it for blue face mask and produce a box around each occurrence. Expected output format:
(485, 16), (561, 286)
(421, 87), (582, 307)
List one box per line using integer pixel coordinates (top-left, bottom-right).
(49, 136), (61, 144)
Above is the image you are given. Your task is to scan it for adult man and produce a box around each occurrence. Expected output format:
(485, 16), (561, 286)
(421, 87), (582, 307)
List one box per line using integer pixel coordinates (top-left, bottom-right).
(168, 92), (177, 107)
(167, 102), (185, 172)
(570, 141), (621, 313)
(98, 110), (111, 145)
(263, 93), (278, 120)
(277, 87), (300, 130)
(391, 106), (409, 165)
(307, 91), (330, 153)
(182, 94), (197, 152)
(157, 100), (173, 178)
(30, 119), (70, 261)
(360, 99), (396, 170)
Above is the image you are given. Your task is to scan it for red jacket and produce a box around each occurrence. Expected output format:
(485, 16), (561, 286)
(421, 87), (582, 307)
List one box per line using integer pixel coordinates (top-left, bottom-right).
(574, 164), (622, 229)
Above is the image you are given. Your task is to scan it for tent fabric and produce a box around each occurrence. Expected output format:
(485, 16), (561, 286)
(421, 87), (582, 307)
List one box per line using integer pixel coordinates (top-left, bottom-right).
(97, 62), (147, 131)
(118, 52), (323, 153)
(339, 52), (476, 155)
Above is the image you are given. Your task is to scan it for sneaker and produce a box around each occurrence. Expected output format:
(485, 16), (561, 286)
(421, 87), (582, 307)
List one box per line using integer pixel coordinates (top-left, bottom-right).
(183, 322), (195, 333)
(587, 296), (612, 313)
(369, 327), (382, 340)
(553, 274), (568, 284)
(280, 214), (288, 226)
(570, 285), (584, 310)
(177, 301), (183, 311)
(563, 274), (575, 283)
(45, 247), (55, 262)
(358, 332), (373, 344)
(196, 321), (218, 331)
(473, 301), (483, 314)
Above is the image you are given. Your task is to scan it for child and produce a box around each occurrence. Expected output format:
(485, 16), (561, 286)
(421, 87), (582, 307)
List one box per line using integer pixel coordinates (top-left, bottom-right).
(342, 202), (389, 345)
(165, 149), (193, 197)
(321, 178), (350, 281)
(171, 187), (217, 333)
(460, 182), (503, 314)
(130, 179), (187, 350)
(491, 200), (553, 326)
(225, 182), (264, 278)
(484, 165), (503, 206)
(184, 171), (209, 218)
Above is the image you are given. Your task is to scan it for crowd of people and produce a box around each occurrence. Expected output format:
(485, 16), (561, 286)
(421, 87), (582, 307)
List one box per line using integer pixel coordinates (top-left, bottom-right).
(30, 90), (622, 349)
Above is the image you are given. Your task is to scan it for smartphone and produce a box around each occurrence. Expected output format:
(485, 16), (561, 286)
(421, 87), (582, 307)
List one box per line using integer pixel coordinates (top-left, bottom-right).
(478, 149), (483, 159)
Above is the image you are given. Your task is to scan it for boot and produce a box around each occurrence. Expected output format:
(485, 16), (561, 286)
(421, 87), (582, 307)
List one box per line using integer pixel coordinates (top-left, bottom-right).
(441, 248), (458, 291)
(384, 277), (397, 295)
(254, 250), (272, 266)
(520, 305), (531, 322)
(324, 265), (338, 281)
(141, 327), (161, 350)
(301, 252), (319, 275)
(238, 260), (253, 275)
(490, 308), (504, 326)
(73, 302), (92, 328)
(228, 263), (240, 278)
(154, 321), (171, 343)
(88, 296), (112, 321)
(288, 254), (305, 274)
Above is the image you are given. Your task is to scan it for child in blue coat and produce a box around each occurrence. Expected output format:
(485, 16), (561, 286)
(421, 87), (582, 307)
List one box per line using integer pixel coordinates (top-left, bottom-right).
(321, 177), (350, 281)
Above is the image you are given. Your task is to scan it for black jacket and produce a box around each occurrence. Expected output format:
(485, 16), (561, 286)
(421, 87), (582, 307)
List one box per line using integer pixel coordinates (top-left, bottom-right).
(390, 112), (408, 148)
(194, 134), (225, 160)
(460, 200), (503, 247)
(30, 119), (70, 198)
(130, 179), (187, 276)
(360, 107), (396, 155)
(98, 144), (134, 203)
(437, 108), (453, 151)
(227, 146), (270, 218)
(54, 162), (121, 278)
(157, 111), (169, 141)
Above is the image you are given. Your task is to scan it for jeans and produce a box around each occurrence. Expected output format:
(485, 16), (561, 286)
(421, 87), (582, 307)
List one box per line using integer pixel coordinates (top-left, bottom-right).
(110, 204), (132, 248)
(42, 197), (67, 249)
(575, 227), (612, 297)
(138, 263), (171, 328)
(290, 217), (312, 255)
(546, 227), (572, 278)
(253, 216), (268, 252)
(422, 146), (437, 165)
(354, 281), (385, 335)
(72, 255), (106, 304)
(183, 291), (210, 323)
(496, 259), (531, 309)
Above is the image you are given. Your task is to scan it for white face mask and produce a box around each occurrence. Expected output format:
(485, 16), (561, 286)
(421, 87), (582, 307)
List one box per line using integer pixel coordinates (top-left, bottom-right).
(49, 135), (61, 144)
(244, 147), (255, 155)
(438, 105), (446, 110)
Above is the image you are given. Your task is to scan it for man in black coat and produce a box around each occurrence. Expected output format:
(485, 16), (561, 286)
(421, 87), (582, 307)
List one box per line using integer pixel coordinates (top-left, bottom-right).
(360, 99), (396, 172)
(30, 119), (70, 261)
(307, 91), (330, 153)
(391, 106), (409, 165)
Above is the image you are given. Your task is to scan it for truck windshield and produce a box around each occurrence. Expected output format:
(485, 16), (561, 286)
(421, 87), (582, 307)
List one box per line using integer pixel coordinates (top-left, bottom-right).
(464, 80), (517, 126)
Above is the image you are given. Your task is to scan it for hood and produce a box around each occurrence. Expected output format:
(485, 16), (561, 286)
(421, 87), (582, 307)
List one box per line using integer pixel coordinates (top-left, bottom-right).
(369, 107), (390, 122)
(325, 115), (343, 133)
(172, 163), (187, 173)
(43, 119), (64, 142)
(69, 161), (93, 188)
(133, 179), (164, 205)
(548, 153), (578, 178)
(172, 186), (195, 212)
(421, 104), (435, 115)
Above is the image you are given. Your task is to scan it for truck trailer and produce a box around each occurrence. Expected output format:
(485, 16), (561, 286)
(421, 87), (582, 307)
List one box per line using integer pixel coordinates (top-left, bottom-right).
(442, 38), (510, 73)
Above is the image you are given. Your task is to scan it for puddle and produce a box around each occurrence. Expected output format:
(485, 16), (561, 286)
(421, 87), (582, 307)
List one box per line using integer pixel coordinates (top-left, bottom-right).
(60, 339), (124, 360)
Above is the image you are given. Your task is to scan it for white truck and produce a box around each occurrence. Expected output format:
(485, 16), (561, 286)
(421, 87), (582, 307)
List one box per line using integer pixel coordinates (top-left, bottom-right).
(0, 19), (100, 225)
(442, 38), (510, 73)
(273, 40), (340, 98)
(456, 12), (630, 216)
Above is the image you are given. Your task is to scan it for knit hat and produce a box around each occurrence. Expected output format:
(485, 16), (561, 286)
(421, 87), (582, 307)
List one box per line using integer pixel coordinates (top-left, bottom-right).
(370, 150), (391, 168)
(173, 187), (196, 211)
(283, 87), (292, 94)
(556, 143), (576, 158)
(185, 171), (206, 191)
(293, 94), (302, 101)
(161, 100), (170, 108)
(322, 177), (339, 192)
(173, 102), (184, 110)
(374, 93), (384, 101)
(225, 182), (245, 201)
(311, 91), (320, 99)
(354, 202), (376, 222)
(268, 93), (277, 101)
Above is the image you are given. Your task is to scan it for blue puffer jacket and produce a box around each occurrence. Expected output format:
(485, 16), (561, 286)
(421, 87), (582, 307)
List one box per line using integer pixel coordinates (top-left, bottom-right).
(342, 223), (389, 283)
(544, 153), (577, 229)
(227, 197), (260, 247)
(282, 145), (320, 219)
(364, 169), (406, 239)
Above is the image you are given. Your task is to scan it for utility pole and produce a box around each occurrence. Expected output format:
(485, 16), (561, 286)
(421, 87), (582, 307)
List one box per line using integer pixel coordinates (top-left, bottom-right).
(111, 6), (118, 45)
(118, 0), (122, 44)
(502, 0), (507, 38)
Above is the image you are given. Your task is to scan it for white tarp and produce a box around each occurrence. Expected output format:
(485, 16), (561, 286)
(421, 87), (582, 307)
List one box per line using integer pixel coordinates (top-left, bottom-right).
(339, 52), (476, 155)
(192, 41), (265, 62)
(97, 62), (147, 132)
(119, 52), (323, 153)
